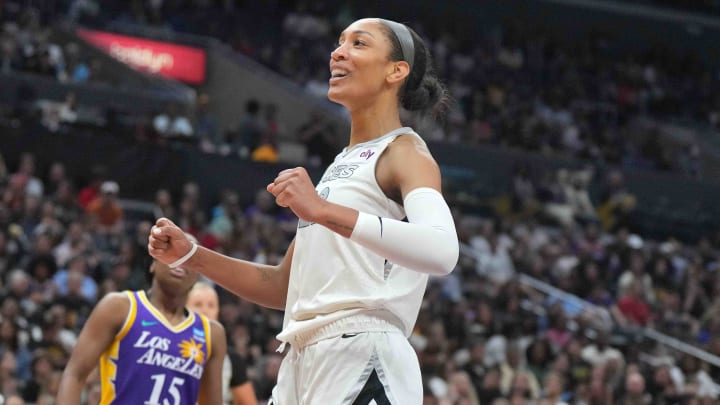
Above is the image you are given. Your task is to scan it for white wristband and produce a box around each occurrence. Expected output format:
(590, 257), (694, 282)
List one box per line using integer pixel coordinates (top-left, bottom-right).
(168, 242), (198, 268)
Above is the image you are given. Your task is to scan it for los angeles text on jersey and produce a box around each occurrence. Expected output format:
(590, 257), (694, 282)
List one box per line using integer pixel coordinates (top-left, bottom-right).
(132, 331), (204, 379)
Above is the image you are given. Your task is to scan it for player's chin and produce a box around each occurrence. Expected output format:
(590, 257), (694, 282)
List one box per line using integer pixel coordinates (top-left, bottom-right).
(327, 88), (346, 104)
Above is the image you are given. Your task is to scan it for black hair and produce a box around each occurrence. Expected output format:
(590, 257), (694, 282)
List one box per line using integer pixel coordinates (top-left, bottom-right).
(379, 20), (449, 117)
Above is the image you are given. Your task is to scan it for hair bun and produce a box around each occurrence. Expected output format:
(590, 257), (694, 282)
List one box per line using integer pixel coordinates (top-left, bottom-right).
(402, 75), (449, 116)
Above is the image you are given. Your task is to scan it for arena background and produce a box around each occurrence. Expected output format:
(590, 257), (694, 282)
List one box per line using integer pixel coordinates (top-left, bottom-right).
(2, 0), (720, 404)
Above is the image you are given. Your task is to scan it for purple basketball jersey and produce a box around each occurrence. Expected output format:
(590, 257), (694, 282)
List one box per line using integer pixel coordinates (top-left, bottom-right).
(99, 291), (211, 405)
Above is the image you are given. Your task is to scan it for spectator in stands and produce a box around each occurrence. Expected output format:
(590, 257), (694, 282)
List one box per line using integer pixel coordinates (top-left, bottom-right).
(77, 165), (106, 210)
(250, 134), (279, 163)
(539, 371), (569, 405)
(296, 110), (338, 168)
(648, 363), (685, 404)
(463, 338), (489, 393)
(252, 352), (282, 401)
(499, 343), (541, 399)
(64, 42), (91, 83)
(57, 93), (78, 126)
(0, 314), (31, 380)
(597, 170), (637, 231)
(618, 250), (656, 305)
(52, 221), (89, 268)
(85, 180), (124, 235)
(195, 93), (221, 153)
(45, 162), (68, 198)
(153, 188), (176, 220)
(444, 370), (480, 404)
(581, 330), (625, 370)
(618, 370), (652, 405)
(678, 354), (719, 402)
(52, 255), (97, 303)
(153, 103), (194, 139)
(21, 350), (56, 403)
(10, 153), (43, 201)
(234, 99), (264, 158)
(526, 338), (553, 384)
(613, 279), (654, 327)
(0, 35), (21, 73)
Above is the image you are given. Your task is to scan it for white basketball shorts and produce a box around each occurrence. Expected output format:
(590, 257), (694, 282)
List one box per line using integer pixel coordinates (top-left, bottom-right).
(269, 316), (422, 404)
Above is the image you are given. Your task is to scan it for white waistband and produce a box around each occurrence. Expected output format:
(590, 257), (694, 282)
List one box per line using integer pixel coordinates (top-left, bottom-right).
(283, 311), (402, 350)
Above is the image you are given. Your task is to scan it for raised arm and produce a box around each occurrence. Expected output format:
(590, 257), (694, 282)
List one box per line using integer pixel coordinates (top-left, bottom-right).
(149, 220), (294, 310)
(56, 292), (129, 404)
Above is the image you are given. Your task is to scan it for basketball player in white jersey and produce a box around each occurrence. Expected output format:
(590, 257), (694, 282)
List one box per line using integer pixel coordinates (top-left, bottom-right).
(149, 17), (459, 404)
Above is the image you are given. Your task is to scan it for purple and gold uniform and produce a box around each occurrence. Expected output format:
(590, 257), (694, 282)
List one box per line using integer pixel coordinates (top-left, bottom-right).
(99, 291), (212, 405)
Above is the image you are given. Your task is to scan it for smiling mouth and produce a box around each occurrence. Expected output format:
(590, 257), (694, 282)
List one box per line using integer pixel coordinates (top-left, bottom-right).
(170, 267), (187, 278)
(330, 69), (349, 81)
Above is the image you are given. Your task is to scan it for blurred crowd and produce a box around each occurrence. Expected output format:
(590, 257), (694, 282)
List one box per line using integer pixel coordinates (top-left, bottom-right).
(2, 1), (720, 405)
(0, 144), (719, 405)
(0, 1), (712, 178)
(0, 3), (103, 84)
(83, 0), (714, 178)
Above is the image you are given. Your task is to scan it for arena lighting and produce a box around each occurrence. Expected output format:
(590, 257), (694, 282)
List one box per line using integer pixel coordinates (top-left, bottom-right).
(77, 28), (207, 85)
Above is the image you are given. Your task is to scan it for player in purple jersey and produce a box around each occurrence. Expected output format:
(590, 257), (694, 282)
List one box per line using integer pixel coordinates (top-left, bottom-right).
(56, 256), (226, 405)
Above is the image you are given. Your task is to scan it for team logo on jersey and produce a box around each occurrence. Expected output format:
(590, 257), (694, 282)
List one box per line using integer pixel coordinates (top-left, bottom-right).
(179, 339), (205, 364)
(298, 187), (330, 229)
(319, 164), (358, 184)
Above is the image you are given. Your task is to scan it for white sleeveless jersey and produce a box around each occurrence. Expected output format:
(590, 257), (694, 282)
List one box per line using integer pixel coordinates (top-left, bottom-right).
(276, 127), (429, 343)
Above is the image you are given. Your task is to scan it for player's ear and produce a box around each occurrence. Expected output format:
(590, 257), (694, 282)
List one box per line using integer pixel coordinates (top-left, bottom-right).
(387, 61), (410, 85)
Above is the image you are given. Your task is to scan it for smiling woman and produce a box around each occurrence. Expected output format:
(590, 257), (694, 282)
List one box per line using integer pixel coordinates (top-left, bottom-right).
(148, 17), (459, 405)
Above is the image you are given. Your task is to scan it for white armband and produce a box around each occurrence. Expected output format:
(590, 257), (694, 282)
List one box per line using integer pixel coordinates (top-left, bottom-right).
(169, 242), (198, 268)
(350, 187), (459, 275)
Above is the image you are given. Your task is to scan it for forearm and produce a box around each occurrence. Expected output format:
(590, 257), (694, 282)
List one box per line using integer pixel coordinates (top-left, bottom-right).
(56, 376), (84, 405)
(185, 247), (288, 310)
(317, 201), (359, 238)
(318, 187), (459, 275)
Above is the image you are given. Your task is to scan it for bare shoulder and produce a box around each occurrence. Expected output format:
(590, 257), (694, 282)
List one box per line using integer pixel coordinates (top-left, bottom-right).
(95, 291), (131, 313)
(86, 291), (131, 330)
(379, 133), (441, 197)
(386, 133), (435, 159)
(208, 319), (226, 335)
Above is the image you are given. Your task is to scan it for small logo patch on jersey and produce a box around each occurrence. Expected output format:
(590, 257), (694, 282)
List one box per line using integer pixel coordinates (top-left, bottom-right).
(141, 320), (158, 327)
(193, 328), (206, 341)
(360, 149), (375, 159)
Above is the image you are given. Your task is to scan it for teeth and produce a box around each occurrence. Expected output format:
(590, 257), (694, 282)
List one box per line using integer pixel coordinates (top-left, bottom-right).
(331, 70), (348, 78)
(171, 267), (186, 276)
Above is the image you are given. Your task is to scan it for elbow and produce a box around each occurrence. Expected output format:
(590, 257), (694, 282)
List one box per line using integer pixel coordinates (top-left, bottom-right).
(425, 239), (459, 276)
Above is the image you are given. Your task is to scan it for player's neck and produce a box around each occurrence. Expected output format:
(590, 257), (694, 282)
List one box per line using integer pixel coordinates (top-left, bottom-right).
(347, 100), (402, 148)
(146, 288), (188, 321)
